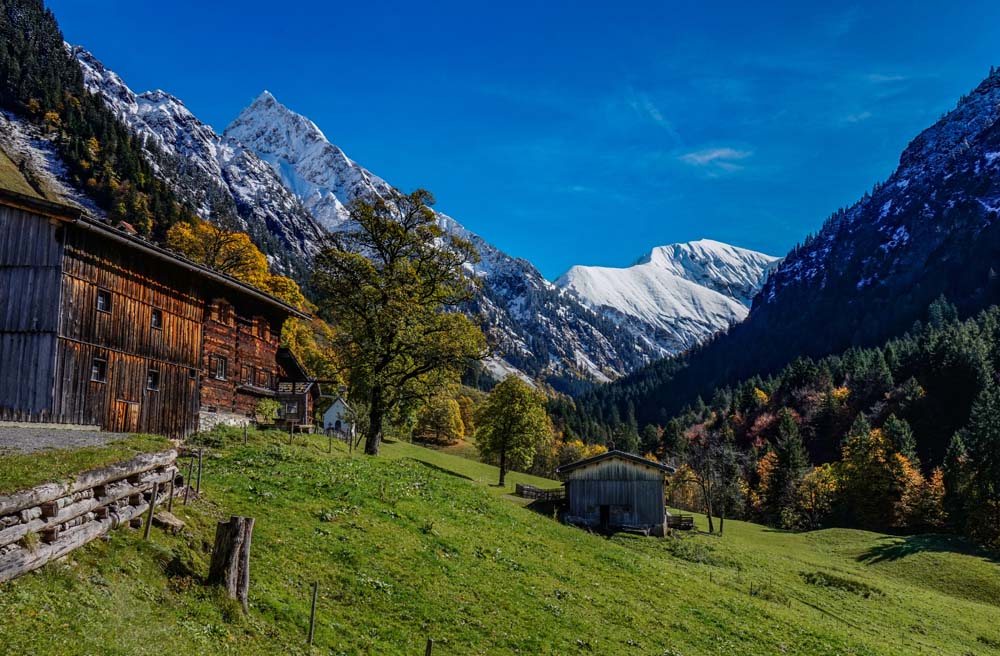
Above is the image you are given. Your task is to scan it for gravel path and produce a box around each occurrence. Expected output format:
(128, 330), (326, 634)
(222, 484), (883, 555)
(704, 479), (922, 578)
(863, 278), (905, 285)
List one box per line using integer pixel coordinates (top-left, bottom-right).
(0, 427), (124, 454)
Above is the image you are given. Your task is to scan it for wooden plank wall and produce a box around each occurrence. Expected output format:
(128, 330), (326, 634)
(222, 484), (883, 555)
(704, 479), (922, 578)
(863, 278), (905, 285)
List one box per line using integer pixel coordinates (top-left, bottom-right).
(50, 227), (203, 437)
(565, 459), (666, 528)
(0, 206), (63, 420)
(200, 300), (281, 419)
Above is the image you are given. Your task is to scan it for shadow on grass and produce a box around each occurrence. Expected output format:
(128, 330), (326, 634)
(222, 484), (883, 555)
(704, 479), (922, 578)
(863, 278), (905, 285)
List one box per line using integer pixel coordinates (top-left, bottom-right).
(856, 533), (999, 565)
(408, 458), (475, 481)
(524, 498), (565, 518)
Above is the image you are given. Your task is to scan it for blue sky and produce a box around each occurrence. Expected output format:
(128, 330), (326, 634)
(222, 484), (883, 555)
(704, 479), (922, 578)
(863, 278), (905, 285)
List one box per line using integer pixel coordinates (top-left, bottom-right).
(49, 1), (1000, 279)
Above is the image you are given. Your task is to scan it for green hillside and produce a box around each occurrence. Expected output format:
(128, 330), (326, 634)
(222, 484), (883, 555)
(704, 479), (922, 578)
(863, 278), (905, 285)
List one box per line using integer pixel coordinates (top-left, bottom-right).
(1, 429), (997, 655)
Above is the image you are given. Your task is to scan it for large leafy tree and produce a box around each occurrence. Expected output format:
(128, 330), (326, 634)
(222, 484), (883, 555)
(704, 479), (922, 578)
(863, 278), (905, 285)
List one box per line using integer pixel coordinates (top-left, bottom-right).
(312, 189), (486, 455)
(415, 394), (465, 444)
(475, 376), (551, 486)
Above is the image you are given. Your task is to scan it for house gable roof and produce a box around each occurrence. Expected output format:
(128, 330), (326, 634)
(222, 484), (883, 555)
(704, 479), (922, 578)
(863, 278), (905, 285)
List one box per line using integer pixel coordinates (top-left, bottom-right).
(555, 450), (676, 477)
(0, 186), (310, 321)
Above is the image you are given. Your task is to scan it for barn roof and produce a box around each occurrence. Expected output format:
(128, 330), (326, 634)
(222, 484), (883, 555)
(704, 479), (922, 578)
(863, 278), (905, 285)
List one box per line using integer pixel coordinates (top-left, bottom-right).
(555, 450), (676, 476)
(0, 187), (310, 321)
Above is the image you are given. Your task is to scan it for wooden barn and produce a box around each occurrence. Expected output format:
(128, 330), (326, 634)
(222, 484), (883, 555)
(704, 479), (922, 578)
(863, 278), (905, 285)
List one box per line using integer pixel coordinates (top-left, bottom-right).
(556, 451), (676, 537)
(273, 347), (320, 431)
(0, 188), (309, 438)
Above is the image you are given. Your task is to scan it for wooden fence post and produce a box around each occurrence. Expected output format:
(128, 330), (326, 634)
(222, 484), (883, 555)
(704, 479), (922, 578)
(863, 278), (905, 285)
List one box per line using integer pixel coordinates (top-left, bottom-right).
(143, 481), (158, 541)
(244, 423), (248, 446)
(208, 516), (255, 612)
(425, 638), (434, 655)
(167, 477), (175, 513)
(184, 457), (194, 505)
(196, 449), (203, 495)
(308, 580), (319, 645)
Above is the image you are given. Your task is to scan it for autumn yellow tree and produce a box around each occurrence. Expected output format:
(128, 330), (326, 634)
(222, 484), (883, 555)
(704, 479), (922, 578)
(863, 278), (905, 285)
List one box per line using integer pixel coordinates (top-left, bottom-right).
(415, 395), (465, 444)
(167, 220), (270, 286)
(837, 427), (910, 530)
(793, 464), (838, 529)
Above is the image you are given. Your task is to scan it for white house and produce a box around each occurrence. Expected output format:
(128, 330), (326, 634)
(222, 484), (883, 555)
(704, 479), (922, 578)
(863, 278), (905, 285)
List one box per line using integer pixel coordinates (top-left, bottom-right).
(320, 396), (354, 436)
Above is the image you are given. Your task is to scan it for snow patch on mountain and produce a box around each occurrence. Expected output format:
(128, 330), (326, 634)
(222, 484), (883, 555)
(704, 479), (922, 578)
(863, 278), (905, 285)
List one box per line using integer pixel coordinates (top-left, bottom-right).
(70, 46), (325, 274)
(68, 45), (777, 382)
(556, 240), (779, 354)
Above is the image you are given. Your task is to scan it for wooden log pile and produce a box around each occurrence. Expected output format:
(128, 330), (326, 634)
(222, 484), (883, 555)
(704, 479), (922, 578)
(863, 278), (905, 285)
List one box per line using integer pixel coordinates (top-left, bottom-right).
(0, 449), (179, 584)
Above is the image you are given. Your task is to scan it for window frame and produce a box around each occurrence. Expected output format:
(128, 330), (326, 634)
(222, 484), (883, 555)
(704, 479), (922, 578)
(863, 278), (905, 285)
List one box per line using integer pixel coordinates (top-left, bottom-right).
(211, 355), (228, 381)
(90, 357), (108, 383)
(96, 289), (112, 314)
(146, 368), (160, 391)
(150, 308), (163, 330)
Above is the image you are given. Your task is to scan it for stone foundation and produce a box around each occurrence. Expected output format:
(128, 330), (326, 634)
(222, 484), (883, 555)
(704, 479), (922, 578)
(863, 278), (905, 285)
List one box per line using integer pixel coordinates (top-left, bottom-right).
(198, 410), (251, 432)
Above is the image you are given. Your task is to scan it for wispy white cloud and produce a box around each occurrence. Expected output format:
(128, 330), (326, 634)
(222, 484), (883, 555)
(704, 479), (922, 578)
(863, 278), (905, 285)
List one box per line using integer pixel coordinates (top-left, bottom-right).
(842, 110), (873, 123)
(679, 147), (753, 168)
(625, 87), (681, 141)
(866, 73), (908, 83)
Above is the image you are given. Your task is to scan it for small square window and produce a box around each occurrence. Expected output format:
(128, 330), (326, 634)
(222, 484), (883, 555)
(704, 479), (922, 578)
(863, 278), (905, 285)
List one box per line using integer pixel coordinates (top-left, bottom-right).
(188, 369), (197, 380)
(90, 358), (107, 383)
(257, 370), (270, 388)
(242, 365), (253, 385)
(211, 355), (228, 381)
(151, 309), (163, 330)
(96, 290), (112, 314)
(285, 402), (298, 416)
(146, 369), (160, 391)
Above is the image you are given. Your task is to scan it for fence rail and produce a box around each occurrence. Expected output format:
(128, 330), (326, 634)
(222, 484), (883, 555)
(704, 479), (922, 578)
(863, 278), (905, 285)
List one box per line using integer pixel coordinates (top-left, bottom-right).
(667, 514), (695, 530)
(515, 484), (565, 501)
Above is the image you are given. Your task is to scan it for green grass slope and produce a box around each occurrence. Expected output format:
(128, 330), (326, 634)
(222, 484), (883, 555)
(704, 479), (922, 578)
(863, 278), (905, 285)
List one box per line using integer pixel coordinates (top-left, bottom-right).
(1, 429), (997, 655)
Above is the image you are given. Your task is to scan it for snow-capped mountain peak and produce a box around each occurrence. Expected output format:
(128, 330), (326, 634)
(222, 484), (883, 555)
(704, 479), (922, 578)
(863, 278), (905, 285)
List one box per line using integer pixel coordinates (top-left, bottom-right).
(556, 241), (779, 354)
(225, 92), (388, 231)
(67, 47), (776, 382)
(69, 45), (325, 277)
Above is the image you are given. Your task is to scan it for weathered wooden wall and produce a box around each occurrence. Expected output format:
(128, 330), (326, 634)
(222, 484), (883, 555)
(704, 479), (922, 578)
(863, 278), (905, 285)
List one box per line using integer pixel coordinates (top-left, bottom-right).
(277, 382), (314, 426)
(49, 227), (203, 437)
(0, 206), (63, 421)
(1, 198), (301, 437)
(200, 300), (281, 423)
(564, 459), (666, 532)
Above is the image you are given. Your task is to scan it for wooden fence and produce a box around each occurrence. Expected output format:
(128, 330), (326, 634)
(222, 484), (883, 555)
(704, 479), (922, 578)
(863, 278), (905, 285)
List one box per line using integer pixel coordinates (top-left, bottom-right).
(515, 484), (565, 501)
(0, 449), (179, 584)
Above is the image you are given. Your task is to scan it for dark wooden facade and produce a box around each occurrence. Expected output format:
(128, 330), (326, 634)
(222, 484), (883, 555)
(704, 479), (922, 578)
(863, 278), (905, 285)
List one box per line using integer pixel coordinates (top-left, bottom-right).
(199, 299), (284, 422)
(556, 451), (675, 537)
(274, 348), (319, 429)
(0, 189), (308, 438)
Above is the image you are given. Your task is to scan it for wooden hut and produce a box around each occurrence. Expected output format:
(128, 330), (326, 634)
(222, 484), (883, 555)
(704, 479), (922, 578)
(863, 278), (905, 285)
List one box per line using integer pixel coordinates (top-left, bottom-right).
(556, 451), (675, 537)
(273, 347), (319, 431)
(0, 188), (308, 437)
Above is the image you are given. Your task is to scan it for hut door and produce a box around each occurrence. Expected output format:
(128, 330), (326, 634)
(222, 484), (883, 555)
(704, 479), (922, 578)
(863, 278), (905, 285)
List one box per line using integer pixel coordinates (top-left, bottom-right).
(113, 400), (140, 433)
(599, 505), (610, 530)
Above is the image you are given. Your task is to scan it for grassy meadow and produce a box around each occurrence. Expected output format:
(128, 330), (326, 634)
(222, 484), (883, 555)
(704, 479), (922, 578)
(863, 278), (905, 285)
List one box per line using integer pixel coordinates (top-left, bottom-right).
(0, 427), (997, 655)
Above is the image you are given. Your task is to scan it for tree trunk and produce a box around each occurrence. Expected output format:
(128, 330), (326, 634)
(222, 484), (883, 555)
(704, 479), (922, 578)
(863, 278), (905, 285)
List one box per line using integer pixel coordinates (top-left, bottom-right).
(700, 481), (715, 534)
(719, 498), (726, 536)
(365, 392), (384, 456)
(498, 447), (507, 487)
(208, 516), (255, 612)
